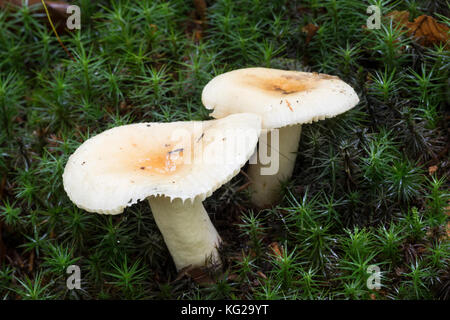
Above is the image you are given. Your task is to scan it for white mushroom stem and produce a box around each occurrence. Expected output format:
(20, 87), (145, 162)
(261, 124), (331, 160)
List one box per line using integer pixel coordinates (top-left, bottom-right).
(247, 124), (302, 207)
(148, 196), (222, 271)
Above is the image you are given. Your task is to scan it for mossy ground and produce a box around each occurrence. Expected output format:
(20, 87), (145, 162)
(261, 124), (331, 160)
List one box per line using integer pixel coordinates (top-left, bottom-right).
(0, 0), (449, 300)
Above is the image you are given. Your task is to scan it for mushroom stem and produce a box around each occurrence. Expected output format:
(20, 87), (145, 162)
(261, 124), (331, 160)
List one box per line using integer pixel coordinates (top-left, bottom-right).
(247, 124), (302, 207)
(148, 196), (222, 271)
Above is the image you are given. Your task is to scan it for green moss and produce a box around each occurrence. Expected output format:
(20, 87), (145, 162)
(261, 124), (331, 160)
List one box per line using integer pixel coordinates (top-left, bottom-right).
(0, 0), (448, 300)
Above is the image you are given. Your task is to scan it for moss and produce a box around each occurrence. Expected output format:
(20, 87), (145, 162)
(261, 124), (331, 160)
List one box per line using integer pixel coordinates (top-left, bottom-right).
(0, 0), (448, 300)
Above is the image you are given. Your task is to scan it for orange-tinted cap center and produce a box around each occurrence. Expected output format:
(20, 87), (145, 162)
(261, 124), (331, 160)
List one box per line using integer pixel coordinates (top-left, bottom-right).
(136, 146), (185, 175)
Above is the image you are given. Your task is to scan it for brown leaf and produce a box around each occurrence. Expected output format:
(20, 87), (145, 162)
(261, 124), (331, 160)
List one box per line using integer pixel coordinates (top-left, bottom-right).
(386, 10), (410, 27)
(428, 165), (438, 175)
(0, 0), (72, 27)
(407, 15), (449, 47)
(45, 1), (71, 20)
(386, 11), (449, 48)
(302, 23), (319, 45)
(269, 242), (283, 259)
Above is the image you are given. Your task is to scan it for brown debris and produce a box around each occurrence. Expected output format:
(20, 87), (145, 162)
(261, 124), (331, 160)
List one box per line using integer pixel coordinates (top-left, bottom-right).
(227, 273), (238, 281)
(0, 0), (72, 25)
(175, 265), (216, 286)
(387, 11), (449, 48)
(256, 271), (267, 279)
(13, 250), (25, 269)
(285, 99), (294, 112)
(428, 165), (438, 175)
(446, 222), (450, 240)
(394, 266), (405, 277)
(302, 23), (319, 45)
(386, 10), (410, 26)
(0, 175), (6, 201)
(185, 0), (207, 43)
(235, 181), (251, 193)
(186, 267), (215, 285)
(0, 222), (6, 264)
(28, 251), (35, 272)
(269, 241), (283, 259)
(193, 0), (207, 22)
(407, 15), (449, 47)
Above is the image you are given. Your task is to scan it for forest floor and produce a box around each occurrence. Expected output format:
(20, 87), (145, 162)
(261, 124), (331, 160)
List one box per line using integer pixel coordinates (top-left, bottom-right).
(0, 0), (449, 299)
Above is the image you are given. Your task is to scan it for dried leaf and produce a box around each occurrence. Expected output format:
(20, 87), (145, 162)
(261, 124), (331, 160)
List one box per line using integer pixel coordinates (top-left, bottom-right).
(45, 1), (71, 20)
(406, 15), (449, 47)
(0, 0), (72, 29)
(386, 11), (449, 48)
(269, 242), (283, 259)
(386, 10), (410, 27)
(0, 0), (70, 17)
(428, 165), (438, 175)
(302, 23), (319, 45)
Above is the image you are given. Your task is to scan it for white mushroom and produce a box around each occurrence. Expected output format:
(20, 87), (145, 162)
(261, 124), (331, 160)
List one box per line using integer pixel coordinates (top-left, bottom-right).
(202, 67), (359, 207)
(63, 113), (261, 271)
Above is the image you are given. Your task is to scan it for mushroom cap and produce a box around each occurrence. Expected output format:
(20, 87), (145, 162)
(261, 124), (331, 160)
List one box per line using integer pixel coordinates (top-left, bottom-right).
(202, 67), (359, 129)
(63, 113), (261, 214)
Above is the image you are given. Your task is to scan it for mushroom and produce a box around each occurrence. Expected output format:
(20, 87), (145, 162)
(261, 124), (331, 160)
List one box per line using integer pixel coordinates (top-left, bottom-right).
(202, 67), (359, 207)
(63, 113), (261, 271)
